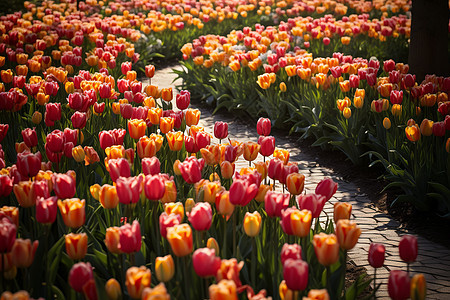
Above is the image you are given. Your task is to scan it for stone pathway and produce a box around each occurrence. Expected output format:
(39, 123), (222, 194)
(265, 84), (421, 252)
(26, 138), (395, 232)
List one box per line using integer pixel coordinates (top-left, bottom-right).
(149, 65), (450, 299)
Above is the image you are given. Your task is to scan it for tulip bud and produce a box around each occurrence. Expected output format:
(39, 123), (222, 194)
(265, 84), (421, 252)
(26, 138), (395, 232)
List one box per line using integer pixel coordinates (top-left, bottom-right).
(65, 233), (88, 260)
(155, 255), (175, 282)
(207, 237), (220, 255)
(105, 278), (122, 300)
(368, 243), (385, 268)
(283, 258), (308, 291)
(312, 233), (339, 266)
(286, 173), (305, 195)
(335, 219), (361, 250)
(257, 117), (271, 136)
(388, 270), (410, 300)
(57, 198), (85, 229)
(118, 220), (141, 254)
(410, 274), (426, 300)
(333, 202), (352, 224)
(142, 283), (170, 299)
(243, 211), (262, 237)
(399, 235), (418, 263)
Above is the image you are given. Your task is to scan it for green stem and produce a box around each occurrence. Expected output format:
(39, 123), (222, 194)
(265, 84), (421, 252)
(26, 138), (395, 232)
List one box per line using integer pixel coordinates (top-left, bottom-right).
(183, 256), (190, 300)
(373, 268), (377, 300)
(222, 216), (227, 258)
(251, 237), (256, 289)
(232, 211), (236, 258)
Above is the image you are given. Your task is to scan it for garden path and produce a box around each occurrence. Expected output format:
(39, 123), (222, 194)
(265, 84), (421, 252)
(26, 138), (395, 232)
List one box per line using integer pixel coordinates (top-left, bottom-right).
(147, 65), (450, 299)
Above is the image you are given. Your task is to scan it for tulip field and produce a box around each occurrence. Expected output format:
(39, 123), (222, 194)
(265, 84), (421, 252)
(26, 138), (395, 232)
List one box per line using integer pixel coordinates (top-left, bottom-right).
(0, 0), (442, 299)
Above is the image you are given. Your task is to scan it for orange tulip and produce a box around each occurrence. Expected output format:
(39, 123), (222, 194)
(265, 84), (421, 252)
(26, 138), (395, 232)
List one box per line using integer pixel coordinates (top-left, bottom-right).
(220, 161), (235, 179)
(215, 191), (234, 217)
(209, 280), (238, 300)
(65, 233), (88, 260)
(126, 266), (151, 299)
(142, 283), (170, 300)
(243, 142), (260, 162)
(419, 119), (433, 136)
(160, 117), (174, 134)
(99, 184), (119, 209)
(207, 237), (220, 255)
(312, 233), (339, 266)
(333, 202), (352, 224)
(128, 119), (147, 140)
(185, 198), (195, 214)
(255, 184), (271, 202)
(286, 173), (305, 195)
(410, 273), (426, 300)
(155, 255), (175, 282)
(13, 181), (35, 208)
(143, 96), (156, 108)
(290, 209), (312, 238)
(279, 280), (295, 300)
(405, 124), (420, 142)
(15, 65), (28, 76)
(137, 136), (157, 159)
(1, 69), (13, 83)
(166, 131), (183, 151)
(343, 107), (352, 119)
(420, 94), (436, 107)
(164, 202), (184, 220)
(105, 278), (122, 300)
(383, 117), (391, 129)
(11, 238), (39, 268)
(161, 180), (177, 204)
(185, 108), (201, 126)
(200, 145), (221, 166)
(243, 211), (262, 237)
(304, 289), (330, 300)
(160, 88), (173, 102)
(166, 224), (193, 257)
(126, 70), (137, 81)
(105, 145), (125, 160)
(148, 107), (162, 125)
(57, 199), (85, 229)
(335, 219), (361, 250)
(105, 227), (122, 254)
(273, 148), (290, 165)
(339, 80), (350, 93)
(202, 181), (223, 204)
(353, 96), (363, 109)
(145, 85), (160, 98)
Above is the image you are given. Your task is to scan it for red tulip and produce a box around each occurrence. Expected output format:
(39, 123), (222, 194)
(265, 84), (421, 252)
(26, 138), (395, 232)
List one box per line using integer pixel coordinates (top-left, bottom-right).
(108, 158), (131, 182)
(68, 93), (89, 112)
(188, 202), (212, 231)
(404, 74), (416, 88)
(16, 151), (41, 177)
(142, 157), (160, 175)
(71, 111), (87, 129)
(144, 174), (165, 201)
(46, 129), (65, 153)
(195, 131), (211, 149)
(121, 61), (132, 75)
(258, 136), (275, 157)
(117, 79), (130, 93)
(368, 243), (385, 268)
(0, 124), (8, 143)
(36, 196), (58, 224)
(64, 128), (78, 145)
(281, 243), (302, 266)
(257, 117), (271, 136)
(214, 122), (228, 140)
(52, 173), (76, 199)
(94, 102), (105, 114)
(145, 65), (155, 78)
(193, 248), (221, 277)
(383, 59), (395, 72)
(297, 193), (327, 218)
(224, 144), (237, 162)
(184, 135), (199, 154)
(264, 191), (289, 217)
(0, 215), (16, 253)
(0, 175), (13, 197)
(116, 176), (143, 204)
(176, 90), (191, 110)
(69, 262), (94, 293)
(388, 270), (410, 300)
(315, 177), (338, 201)
(99, 82), (112, 99)
(118, 220), (141, 253)
(178, 156), (205, 184)
(399, 235), (418, 263)
(390, 90), (403, 105)
(283, 258), (308, 291)
(64, 142), (74, 158)
(432, 121), (446, 137)
(268, 158), (283, 181)
(159, 212), (181, 238)
(21, 128), (37, 148)
(349, 74), (360, 89)
(229, 179), (259, 206)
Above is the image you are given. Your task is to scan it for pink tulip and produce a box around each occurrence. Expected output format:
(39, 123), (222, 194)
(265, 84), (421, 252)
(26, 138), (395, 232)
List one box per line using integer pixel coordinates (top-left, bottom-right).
(297, 194), (327, 218)
(116, 176), (143, 204)
(192, 248), (221, 277)
(36, 196), (58, 224)
(69, 262), (94, 293)
(229, 179), (259, 206)
(178, 157), (205, 184)
(144, 175), (166, 201)
(159, 212), (181, 238)
(283, 258), (308, 291)
(368, 243), (385, 268)
(265, 191), (289, 217)
(142, 157), (161, 175)
(399, 235), (418, 263)
(108, 158), (131, 182)
(188, 202), (212, 231)
(52, 173), (76, 199)
(257, 117), (271, 136)
(281, 243), (302, 266)
(315, 177), (338, 201)
(388, 270), (410, 300)
(118, 220), (141, 253)
(258, 136), (275, 157)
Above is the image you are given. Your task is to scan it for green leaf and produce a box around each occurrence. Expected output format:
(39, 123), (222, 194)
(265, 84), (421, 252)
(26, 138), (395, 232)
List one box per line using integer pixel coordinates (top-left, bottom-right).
(345, 281), (356, 300)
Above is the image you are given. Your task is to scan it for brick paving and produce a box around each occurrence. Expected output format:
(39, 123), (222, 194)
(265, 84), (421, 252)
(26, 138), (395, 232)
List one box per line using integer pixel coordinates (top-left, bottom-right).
(148, 65), (450, 299)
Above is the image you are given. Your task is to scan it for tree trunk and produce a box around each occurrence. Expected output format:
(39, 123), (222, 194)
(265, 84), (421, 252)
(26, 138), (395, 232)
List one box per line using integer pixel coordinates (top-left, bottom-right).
(408, 0), (450, 82)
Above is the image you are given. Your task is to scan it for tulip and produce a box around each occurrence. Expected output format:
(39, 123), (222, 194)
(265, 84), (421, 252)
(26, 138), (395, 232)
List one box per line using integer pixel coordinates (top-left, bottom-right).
(215, 191), (235, 217)
(105, 227), (122, 254)
(312, 233), (340, 266)
(334, 202), (352, 223)
(52, 173), (76, 199)
(282, 258), (308, 291)
(36, 196), (58, 224)
(166, 223), (193, 257)
(0, 175), (13, 197)
(144, 175), (165, 201)
(58, 198), (85, 229)
(176, 90), (190, 110)
(117, 220), (141, 254)
(282, 208), (312, 238)
(335, 219), (361, 250)
(193, 248), (221, 277)
(209, 280), (238, 300)
(399, 235), (418, 263)
(116, 176), (143, 204)
(279, 280), (295, 300)
(229, 179), (259, 206)
(178, 156), (205, 184)
(410, 274), (426, 300)
(145, 65), (155, 78)
(243, 211), (262, 237)
(216, 258), (244, 287)
(159, 212), (181, 239)
(32, 111), (42, 124)
(166, 131), (184, 151)
(136, 136), (157, 159)
(304, 290), (330, 300)
(257, 117), (271, 136)
(126, 266), (151, 299)
(286, 173), (305, 195)
(297, 193), (327, 218)
(128, 119), (147, 140)
(207, 237), (220, 255)
(71, 112), (87, 129)
(21, 128), (37, 148)
(188, 202), (213, 231)
(108, 158), (131, 182)
(69, 262), (94, 293)
(315, 178), (338, 201)
(72, 145), (85, 163)
(214, 122), (228, 140)
(105, 278), (122, 300)
(13, 181), (35, 208)
(265, 191), (290, 217)
(268, 158), (283, 181)
(155, 255), (175, 282)
(65, 233), (88, 260)
(388, 270), (410, 300)
(10, 238), (38, 268)
(243, 141), (260, 162)
(142, 283), (170, 300)
(258, 136), (275, 157)
(142, 157), (160, 176)
(368, 243), (385, 268)
(161, 88), (173, 102)
(220, 161), (235, 179)
(281, 243), (302, 266)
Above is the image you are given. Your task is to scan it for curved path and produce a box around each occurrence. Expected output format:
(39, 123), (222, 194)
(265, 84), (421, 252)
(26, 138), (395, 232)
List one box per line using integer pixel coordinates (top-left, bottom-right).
(148, 65), (450, 299)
